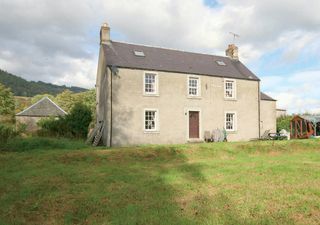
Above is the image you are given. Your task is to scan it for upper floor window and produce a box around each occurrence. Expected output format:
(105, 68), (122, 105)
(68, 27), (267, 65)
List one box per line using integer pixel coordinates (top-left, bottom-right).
(224, 79), (236, 99)
(225, 112), (236, 131)
(144, 72), (158, 95)
(188, 76), (200, 97)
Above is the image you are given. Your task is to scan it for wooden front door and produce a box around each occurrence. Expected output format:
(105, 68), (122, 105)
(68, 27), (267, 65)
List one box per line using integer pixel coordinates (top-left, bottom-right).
(189, 111), (199, 139)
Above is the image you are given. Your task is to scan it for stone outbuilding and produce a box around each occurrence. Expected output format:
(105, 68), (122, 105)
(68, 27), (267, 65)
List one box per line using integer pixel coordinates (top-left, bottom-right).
(276, 108), (287, 118)
(16, 97), (67, 132)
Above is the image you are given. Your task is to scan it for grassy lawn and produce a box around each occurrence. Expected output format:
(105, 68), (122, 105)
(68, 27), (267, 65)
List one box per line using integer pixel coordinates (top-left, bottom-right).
(0, 138), (319, 225)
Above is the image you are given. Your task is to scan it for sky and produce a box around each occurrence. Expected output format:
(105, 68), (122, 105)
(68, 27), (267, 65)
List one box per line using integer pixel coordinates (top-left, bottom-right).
(0, 0), (319, 114)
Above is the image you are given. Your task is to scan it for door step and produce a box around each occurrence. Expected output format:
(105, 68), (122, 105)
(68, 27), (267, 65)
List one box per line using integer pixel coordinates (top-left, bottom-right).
(187, 139), (204, 143)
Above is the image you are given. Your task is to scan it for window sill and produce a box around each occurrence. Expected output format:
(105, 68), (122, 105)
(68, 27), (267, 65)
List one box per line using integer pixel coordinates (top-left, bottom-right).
(226, 130), (237, 134)
(143, 94), (159, 97)
(224, 98), (237, 101)
(144, 131), (160, 134)
(187, 96), (202, 99)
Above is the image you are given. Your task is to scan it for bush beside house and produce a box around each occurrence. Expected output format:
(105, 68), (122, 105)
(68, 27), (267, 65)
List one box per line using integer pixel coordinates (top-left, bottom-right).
(38, 103), (92, 139)
(276, 115), (293, 132)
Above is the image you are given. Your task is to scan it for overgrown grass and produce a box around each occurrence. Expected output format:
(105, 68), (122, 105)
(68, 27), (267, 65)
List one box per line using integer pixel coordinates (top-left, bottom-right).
(0, 139), (319, 225)
(0, 137), (88, 152)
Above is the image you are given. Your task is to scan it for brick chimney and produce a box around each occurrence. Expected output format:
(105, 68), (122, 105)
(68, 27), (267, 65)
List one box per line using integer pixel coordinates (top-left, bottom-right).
(225, 44), (239, 60)
(100, 22), (111, 45)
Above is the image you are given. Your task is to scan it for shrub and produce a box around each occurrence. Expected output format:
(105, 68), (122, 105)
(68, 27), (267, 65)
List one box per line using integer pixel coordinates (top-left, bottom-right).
(38, 103), (92, 139)
(66, 103), (92, 138)
(0, 124), (17, 144)
(277, 115), (293, 132)
(0, 83), (15, 116)
(37, 117), (71, 137)
(16, 122), (27, 135)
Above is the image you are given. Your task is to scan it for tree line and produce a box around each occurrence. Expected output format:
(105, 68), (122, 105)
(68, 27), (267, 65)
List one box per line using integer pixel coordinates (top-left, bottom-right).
(0, 83), (95, 143)
(0, 69), (87, 97)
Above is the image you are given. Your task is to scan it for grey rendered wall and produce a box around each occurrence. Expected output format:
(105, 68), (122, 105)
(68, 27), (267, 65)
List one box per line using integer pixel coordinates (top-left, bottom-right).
(276, 110), (286, 118)
(260, 100), (276, 134)
(110, 68), (260, 146)
(95, 46), (112, 146)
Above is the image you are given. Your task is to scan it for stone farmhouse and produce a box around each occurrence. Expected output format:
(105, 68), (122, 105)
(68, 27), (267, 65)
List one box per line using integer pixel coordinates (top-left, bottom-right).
(95, 23), (276, 147)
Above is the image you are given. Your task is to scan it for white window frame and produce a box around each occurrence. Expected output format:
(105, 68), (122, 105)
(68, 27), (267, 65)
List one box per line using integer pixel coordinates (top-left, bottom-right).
(224, 78), (236, 100)
(143, 108), (159, 132)
(187, 75), (201, 97)
(143, 72), (159, 96)
(225, 111), (237, 132)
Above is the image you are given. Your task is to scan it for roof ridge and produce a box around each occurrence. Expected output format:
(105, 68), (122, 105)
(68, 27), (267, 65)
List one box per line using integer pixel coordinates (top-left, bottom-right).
(111, 40), (230, 59)
(16, 97), (48, 116)
(46, 97), (67, 115)
(16, 97), (67, 116)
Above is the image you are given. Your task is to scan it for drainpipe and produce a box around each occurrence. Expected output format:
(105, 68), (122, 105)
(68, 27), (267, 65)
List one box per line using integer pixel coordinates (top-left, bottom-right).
(258, 81), (261, 138)
(107, 65), (117, 147)
(110, 67), (113, 147)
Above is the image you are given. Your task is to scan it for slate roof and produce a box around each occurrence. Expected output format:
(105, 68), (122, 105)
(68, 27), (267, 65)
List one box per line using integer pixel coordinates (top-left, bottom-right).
(16, 97), (67, 117)
(104, 41), (260, 81)
(261, 92), (276, 101)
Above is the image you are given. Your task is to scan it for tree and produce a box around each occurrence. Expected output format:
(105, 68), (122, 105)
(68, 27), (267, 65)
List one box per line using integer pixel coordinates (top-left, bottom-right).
(0, 83), (15, 123)
(15, 96), (31, 114)
(54, 90), (76, 112)
(56, 89), (96, 117)
(276, 115), (293, 132)
(74, 89), (96, 117)
(31, 94), (55, 104)
(66, 103), (92, 138)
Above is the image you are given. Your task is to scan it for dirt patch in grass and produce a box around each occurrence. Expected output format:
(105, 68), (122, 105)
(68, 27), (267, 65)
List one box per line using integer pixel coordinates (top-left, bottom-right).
(290, 210), (320, 225)
(55, 151), (102, 165)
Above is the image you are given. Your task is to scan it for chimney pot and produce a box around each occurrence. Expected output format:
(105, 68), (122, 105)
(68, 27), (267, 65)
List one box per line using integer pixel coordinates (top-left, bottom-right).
(100, 22), (111, 45)
(226, 44), (239, 60)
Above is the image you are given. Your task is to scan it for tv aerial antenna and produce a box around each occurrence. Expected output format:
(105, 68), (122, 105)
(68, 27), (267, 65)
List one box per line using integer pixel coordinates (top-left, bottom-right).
(229, 32), (240, 44)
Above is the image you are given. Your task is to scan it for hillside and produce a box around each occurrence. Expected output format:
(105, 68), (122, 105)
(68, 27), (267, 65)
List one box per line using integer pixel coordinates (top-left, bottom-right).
(0, 69), (87, 97)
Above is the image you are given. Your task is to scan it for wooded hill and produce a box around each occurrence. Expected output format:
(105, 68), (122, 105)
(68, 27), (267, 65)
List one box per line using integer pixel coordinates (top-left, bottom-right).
(0, 69), (87, 97)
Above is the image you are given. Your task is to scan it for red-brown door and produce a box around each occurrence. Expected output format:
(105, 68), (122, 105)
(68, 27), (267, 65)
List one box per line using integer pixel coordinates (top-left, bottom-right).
(189, 111), (199, 138)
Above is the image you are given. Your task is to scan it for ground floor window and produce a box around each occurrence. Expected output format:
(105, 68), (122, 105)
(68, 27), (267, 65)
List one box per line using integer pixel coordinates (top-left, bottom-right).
(144, 109), (158, 132)
(225, 112), (236, 131)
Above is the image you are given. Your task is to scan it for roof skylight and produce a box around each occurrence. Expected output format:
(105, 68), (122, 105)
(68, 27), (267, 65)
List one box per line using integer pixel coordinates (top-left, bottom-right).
(134, 50), (145, 57)
(216, 60), (226, 66)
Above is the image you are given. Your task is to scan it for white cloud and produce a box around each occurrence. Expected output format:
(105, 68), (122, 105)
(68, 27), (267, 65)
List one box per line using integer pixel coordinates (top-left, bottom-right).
(261, 70), (320, 114)
(0, 0), (320, 116)
(54, 57), (97, 88)
(0, 0), (103, 88)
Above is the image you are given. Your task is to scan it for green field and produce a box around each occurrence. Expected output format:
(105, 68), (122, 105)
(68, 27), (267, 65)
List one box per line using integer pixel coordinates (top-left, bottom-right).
(0, 138), (319, 225)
